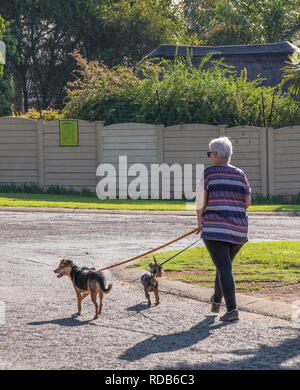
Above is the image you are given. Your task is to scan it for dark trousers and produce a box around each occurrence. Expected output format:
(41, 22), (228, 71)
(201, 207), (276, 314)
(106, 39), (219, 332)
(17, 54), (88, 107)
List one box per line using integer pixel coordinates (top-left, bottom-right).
(203, 239), (243, 312)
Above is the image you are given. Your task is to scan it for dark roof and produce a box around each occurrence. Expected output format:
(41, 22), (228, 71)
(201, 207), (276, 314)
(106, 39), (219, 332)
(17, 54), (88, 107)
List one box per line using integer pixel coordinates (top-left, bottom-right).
(146, 41), (300, 58)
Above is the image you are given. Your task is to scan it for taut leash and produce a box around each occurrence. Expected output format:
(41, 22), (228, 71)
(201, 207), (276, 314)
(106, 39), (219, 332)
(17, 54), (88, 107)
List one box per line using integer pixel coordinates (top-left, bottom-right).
(98, 228), (200, 272)
(159, 238), (201, 266)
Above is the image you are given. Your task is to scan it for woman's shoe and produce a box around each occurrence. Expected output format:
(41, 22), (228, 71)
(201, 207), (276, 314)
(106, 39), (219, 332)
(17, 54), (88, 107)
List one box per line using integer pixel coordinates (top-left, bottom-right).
(210, 295), (221, 313)
(220, 309), (239, 322)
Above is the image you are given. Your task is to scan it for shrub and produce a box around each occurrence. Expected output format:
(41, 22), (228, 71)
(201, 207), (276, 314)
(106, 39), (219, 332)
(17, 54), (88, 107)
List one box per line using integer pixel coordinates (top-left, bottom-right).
(17, 108), (63, 121)
(0, 183), (94, 197)
(63, 52), (300, 128)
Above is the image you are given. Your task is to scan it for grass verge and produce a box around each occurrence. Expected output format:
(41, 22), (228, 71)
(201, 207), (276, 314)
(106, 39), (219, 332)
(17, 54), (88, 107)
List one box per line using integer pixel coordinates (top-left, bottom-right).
(133, 241), (300, 292)
(0, 193), (300, 212)
(0, 193), (185, 210)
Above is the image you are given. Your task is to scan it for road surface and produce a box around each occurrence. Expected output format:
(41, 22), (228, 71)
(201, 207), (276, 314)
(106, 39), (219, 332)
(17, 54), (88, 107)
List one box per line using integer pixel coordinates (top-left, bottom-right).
(0, 211), (299, 370)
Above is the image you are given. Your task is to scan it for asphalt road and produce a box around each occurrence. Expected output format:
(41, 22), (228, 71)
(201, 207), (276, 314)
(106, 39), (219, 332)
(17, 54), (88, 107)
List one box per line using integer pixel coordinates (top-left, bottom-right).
(0, 211), (300, 370)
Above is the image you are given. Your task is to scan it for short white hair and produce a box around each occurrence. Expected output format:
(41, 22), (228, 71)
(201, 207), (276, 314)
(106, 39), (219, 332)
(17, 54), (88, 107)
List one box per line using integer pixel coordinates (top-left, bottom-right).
(209, 137), (233, 163)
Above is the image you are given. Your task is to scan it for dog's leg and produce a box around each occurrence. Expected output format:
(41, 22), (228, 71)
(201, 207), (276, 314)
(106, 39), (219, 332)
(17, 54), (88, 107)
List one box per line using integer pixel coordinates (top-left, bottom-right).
(154, 286), (160, 305)
(75, 290), (90, 315)
(81, 292), (89, 301)
(75, 288), (82, 315)
(98, 290), (104, 315)
(144, 287), (151, 307)
(90, 290), (99, 319)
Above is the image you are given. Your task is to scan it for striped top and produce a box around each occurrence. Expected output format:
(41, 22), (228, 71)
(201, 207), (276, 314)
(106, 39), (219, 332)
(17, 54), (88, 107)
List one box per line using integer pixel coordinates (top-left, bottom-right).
(200, 164), (251, 244)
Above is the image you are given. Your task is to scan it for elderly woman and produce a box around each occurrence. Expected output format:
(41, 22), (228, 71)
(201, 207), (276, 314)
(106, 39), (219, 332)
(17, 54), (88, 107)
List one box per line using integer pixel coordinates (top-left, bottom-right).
(197, 137), (251, 322)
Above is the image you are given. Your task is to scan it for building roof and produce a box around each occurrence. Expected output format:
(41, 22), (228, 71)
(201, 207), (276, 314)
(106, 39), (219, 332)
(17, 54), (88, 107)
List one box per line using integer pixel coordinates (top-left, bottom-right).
(146, 41), (300, 59)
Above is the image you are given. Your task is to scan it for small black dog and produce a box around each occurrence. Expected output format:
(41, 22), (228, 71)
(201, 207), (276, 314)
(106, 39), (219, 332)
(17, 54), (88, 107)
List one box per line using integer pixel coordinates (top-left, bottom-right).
(141, 258), (163, 307)
(54, 259), (112, 319)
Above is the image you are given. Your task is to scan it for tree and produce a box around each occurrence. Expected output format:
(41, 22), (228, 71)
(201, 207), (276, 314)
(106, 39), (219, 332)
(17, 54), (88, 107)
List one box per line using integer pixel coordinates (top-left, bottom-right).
(0, 15), (13, 116)
(0, 0), (190, 112)
(94, 0), (191, 66)
(0, 0), (100, 112)
(63, 52), (300, 128)
(282, 53), (300, 96)
(183, 0), (300, 45)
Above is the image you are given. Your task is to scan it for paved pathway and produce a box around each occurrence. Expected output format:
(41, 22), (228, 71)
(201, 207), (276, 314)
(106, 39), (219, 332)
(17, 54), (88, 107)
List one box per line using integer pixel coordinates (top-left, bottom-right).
(0, 211), (300, 369)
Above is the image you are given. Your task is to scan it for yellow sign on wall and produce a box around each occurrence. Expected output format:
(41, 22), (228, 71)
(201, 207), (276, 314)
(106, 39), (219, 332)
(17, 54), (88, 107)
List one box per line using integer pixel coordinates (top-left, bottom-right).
(59, 120), (79, 146)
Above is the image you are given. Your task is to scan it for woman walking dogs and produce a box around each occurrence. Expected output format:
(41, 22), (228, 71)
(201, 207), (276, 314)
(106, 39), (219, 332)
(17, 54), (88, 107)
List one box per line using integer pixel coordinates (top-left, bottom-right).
(197, 137), (251, 322)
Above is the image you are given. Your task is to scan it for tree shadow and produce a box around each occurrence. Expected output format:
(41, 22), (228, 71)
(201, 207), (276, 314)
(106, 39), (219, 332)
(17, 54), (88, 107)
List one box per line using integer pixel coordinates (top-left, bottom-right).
(158, 326), (300, 370)
(119, 315), (232, 361)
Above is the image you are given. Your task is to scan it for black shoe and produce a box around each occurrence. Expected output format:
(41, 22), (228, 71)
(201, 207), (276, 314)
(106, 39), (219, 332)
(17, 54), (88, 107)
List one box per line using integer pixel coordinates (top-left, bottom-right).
(220, 309), (239, 322)
(210, 295), (221, 313)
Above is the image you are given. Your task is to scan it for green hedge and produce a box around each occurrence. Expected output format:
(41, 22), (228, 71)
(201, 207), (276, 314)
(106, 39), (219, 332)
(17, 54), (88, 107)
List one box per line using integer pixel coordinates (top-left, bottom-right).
(17, 108), (63, 121)
(63, 52), (300, 128)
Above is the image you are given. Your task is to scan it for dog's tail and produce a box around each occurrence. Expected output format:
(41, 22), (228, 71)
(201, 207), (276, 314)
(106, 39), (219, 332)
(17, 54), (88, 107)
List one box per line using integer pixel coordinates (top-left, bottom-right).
(97, 272), (113, 294)
(104, 283), (113, 294)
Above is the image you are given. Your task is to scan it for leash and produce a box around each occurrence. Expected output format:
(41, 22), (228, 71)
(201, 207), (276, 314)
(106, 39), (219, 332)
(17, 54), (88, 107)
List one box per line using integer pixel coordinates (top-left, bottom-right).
(98, 228), (200, 272)
(159, 238), (201, 266)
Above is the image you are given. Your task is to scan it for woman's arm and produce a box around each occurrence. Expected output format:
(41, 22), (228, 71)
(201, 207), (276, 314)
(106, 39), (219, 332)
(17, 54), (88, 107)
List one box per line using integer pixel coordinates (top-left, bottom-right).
(196, 189), (208, 229)
(244, 194), (251, 209)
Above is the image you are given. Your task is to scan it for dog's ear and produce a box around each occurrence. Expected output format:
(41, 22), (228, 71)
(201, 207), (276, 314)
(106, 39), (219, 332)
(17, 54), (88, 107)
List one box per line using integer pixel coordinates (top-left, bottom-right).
(62, 259), (73, 266)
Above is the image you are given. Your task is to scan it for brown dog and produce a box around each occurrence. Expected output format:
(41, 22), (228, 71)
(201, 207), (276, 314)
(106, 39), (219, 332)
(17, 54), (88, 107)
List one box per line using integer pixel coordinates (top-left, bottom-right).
(141, 258), (163, 307)
(54, 259), (112, 319)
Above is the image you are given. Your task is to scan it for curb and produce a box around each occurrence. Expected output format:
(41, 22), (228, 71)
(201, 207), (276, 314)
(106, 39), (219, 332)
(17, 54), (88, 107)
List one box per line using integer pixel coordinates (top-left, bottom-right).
(113, 267), (296, 322)
(0, 206), (299, 217)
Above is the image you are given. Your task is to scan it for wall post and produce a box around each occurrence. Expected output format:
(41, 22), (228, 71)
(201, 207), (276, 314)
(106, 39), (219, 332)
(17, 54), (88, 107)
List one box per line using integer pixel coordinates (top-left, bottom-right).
(258, 127), (268, 196)
(267, 127), (274, 196)
(218, 124), (228, 137)
(37, 120), (45, 188)
(95, 121), (105, 166)
(157, 125), (165, 163)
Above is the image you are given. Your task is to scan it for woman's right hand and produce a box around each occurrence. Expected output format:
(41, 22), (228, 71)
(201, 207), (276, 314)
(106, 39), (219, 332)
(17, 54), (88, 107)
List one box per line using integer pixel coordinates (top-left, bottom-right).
(196, 209), (203, 232)
(197, 215), (203, 230)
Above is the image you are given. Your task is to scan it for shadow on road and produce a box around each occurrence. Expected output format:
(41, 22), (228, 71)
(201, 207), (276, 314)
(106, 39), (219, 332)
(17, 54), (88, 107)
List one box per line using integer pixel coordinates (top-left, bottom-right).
(119, 315), (231, 361)
(127, 303), (150, 313)
(158, 326), (300, 370)
(27, 315), (93, 327)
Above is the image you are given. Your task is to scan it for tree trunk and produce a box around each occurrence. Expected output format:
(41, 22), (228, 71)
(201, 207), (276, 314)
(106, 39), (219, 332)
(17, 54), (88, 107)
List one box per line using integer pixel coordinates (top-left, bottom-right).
(13, 68), (24, 114)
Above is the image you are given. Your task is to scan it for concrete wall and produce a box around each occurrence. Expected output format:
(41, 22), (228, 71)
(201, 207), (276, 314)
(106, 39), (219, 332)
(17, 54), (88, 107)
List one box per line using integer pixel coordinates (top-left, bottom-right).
(268, 126), (300, 196)
(0, 117), (299, 197)
(43, 120), (99, 189)
(0, 117), (39, 184)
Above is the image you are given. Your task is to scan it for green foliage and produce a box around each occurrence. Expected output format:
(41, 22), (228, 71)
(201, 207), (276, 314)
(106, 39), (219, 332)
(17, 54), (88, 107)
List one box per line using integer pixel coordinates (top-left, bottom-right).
(63, 52), (144, 123)
(95, 0), (192, 66)
(0, 0), (102, 111)
(63, 52), (300, 128)
(183, 0), (300, 45)
(252, 193), (300, 205)
(0, 183), (93, 197)
(282, 52), (300, 95)
(0, 0), (191, 112)
(17, 108), (63, 121)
